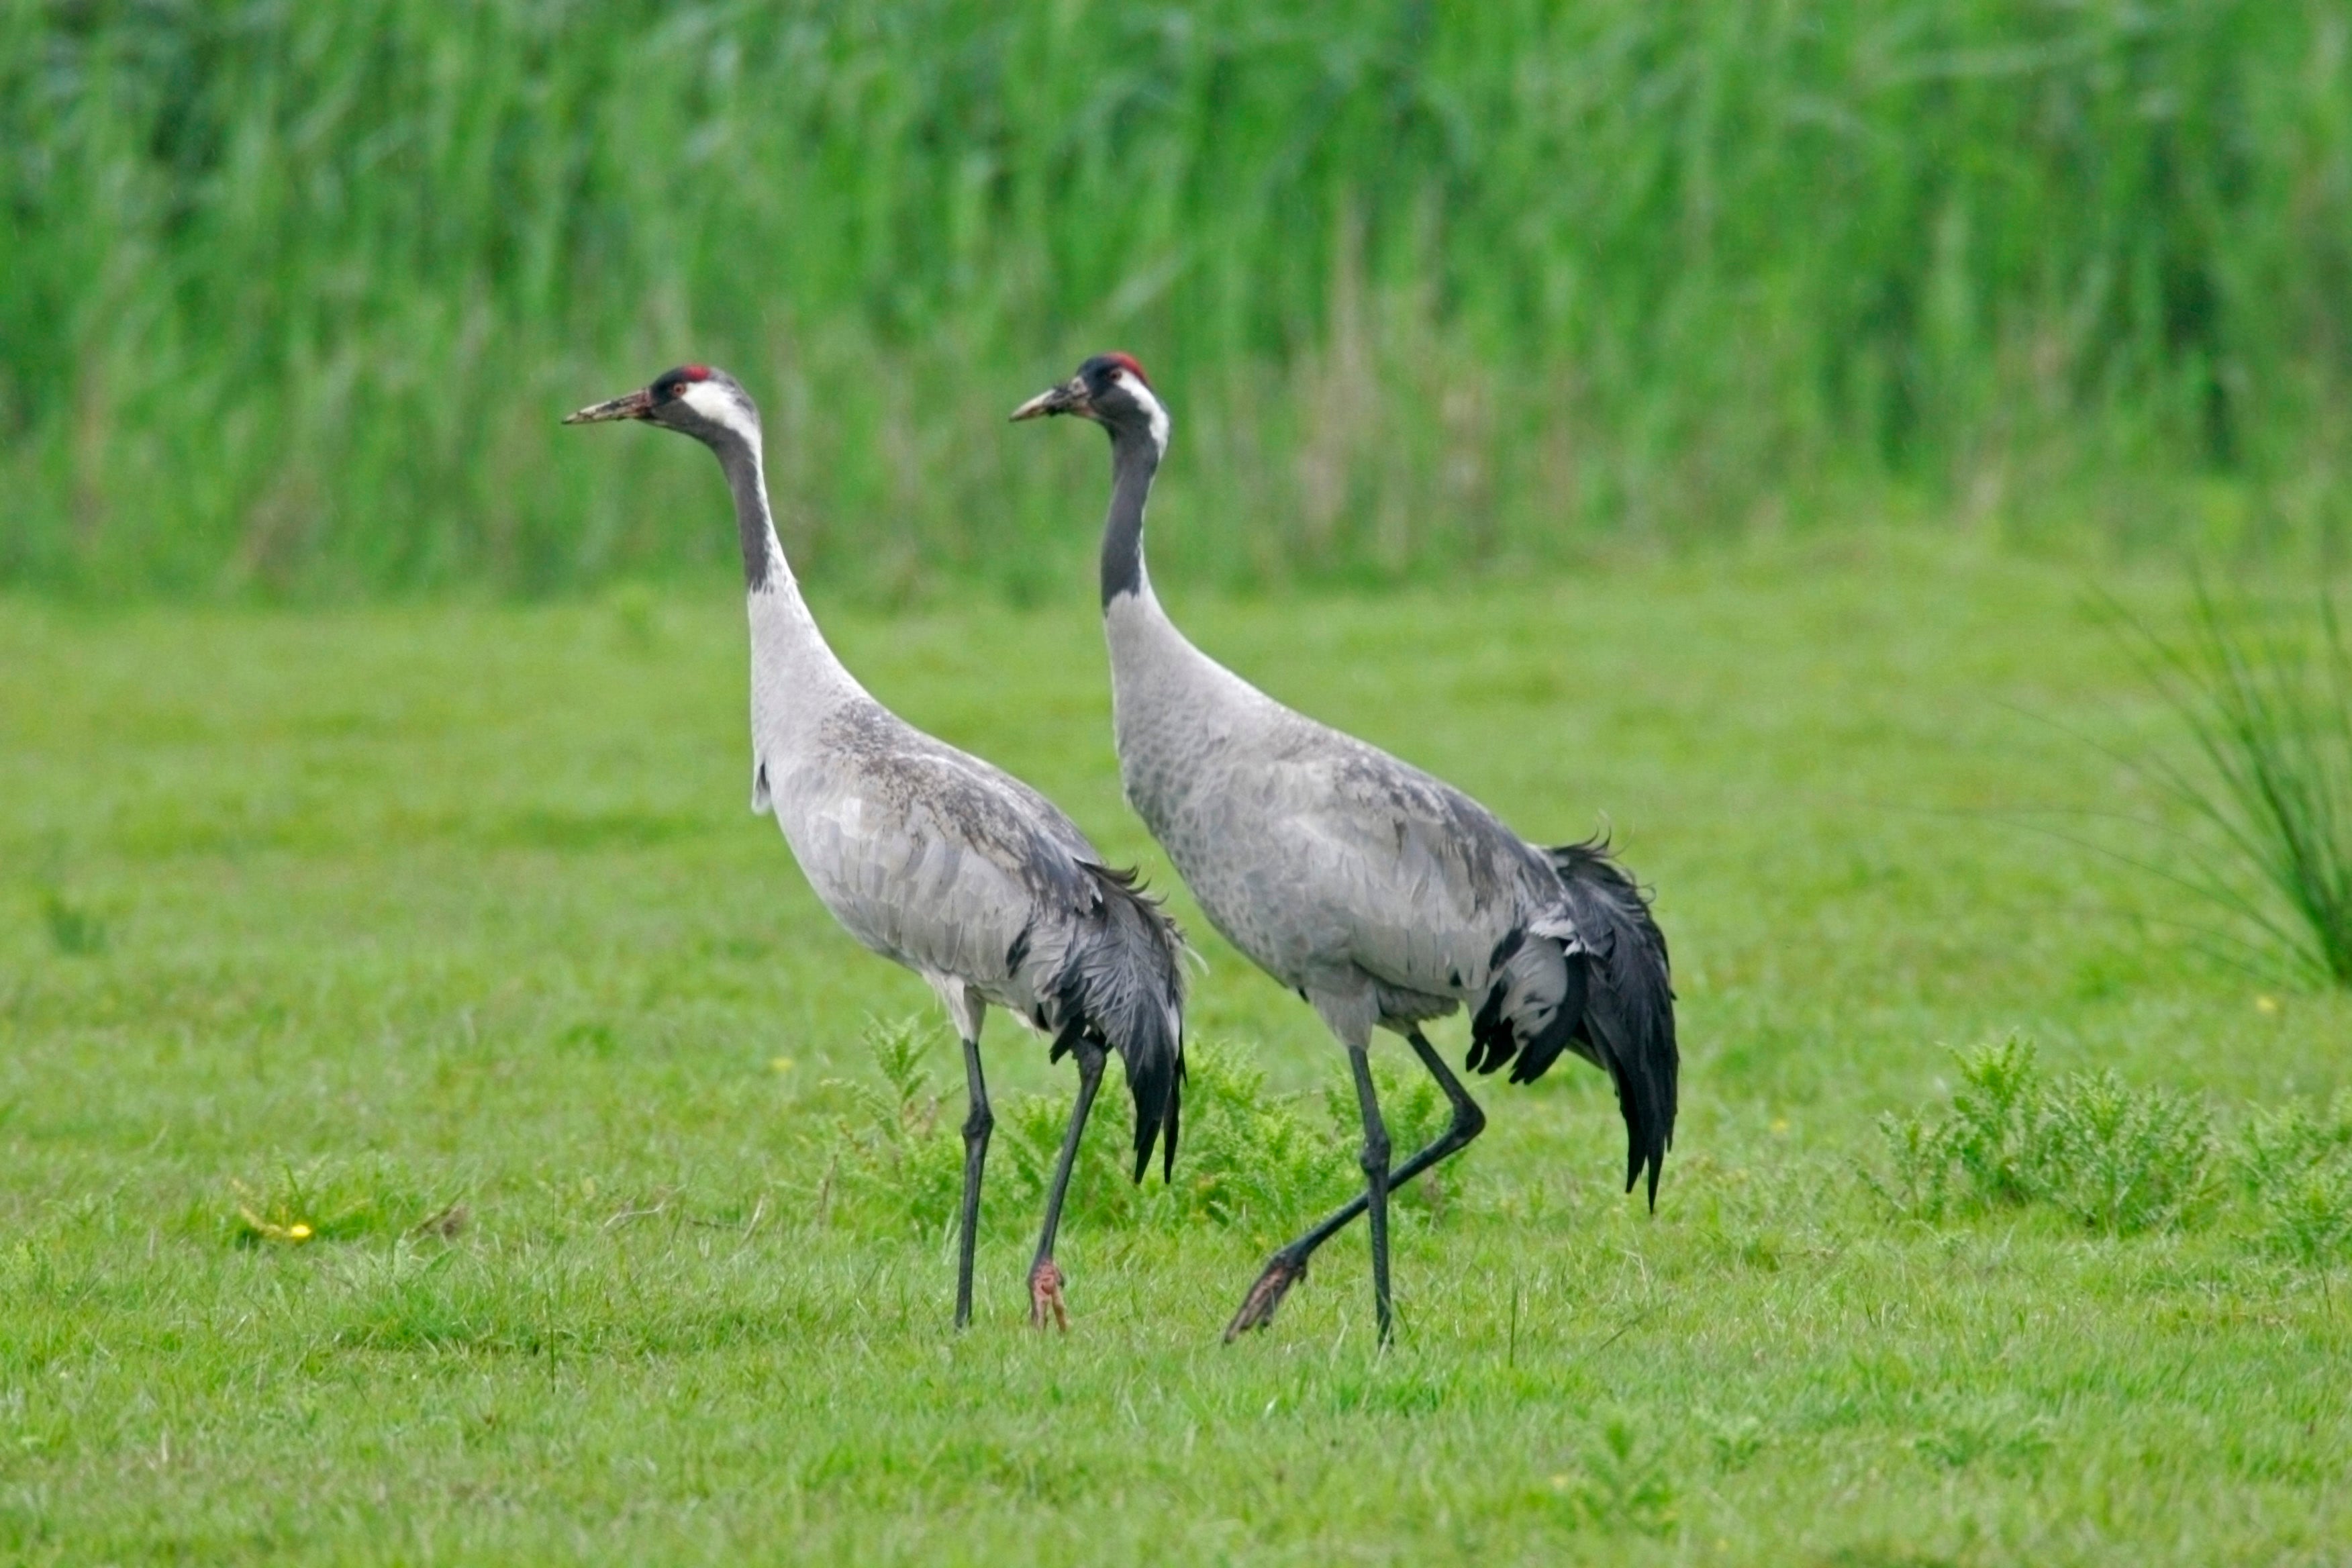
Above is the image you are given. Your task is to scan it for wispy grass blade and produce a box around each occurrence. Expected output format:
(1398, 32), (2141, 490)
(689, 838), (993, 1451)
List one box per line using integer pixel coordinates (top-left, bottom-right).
(2120, 585), (2352, 986)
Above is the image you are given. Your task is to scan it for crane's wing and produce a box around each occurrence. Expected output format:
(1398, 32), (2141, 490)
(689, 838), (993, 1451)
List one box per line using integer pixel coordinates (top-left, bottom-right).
(1222, 723), (1548, 999)
(1242, 725), (1677, 1204)
(775, 705), (1100, 982)
(773, 703), (1186, 1179)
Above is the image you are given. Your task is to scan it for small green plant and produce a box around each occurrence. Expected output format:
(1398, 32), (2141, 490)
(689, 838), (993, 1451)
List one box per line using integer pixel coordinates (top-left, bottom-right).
(38, 887), (108, 956)
(809, 1021), (1461, 1240)
(1700, 1410), (1768, 1473)
(1869, 1034), (2048, 1221)
(810, 1018), (960, 1232)
(1871, 1037), (2214, 1236)
(2233, 1095), (2352, 1264)
(2040, 1069), (2214, 1235)
(1554, 1414), (1678, 1535)
(227, 1159), (439, 1248)
(1939, 1032), (2051, 1209)
(1142, 1043), (1354, 1233)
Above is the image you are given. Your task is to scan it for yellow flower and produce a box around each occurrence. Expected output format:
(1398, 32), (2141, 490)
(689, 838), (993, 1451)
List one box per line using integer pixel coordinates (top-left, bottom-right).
(236, 1206), (316, 1244)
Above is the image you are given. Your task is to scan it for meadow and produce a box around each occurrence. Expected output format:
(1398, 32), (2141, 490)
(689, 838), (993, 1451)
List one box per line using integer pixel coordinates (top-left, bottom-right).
(5, 536), (2351, 1564)
(6, 5), (2352, 1558)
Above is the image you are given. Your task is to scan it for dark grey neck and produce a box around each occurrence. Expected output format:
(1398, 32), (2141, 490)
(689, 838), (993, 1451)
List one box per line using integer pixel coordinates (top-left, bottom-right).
(1099, 426), (1159, 607)
(714, 435), (777, 592)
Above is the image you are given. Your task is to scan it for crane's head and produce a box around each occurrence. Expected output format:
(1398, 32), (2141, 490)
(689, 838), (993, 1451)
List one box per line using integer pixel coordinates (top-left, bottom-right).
(564, 364), (761, 450)
(1010, 353), (1168, 458)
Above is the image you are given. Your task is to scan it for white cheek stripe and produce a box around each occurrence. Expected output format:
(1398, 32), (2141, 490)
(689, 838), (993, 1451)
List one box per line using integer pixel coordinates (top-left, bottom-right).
(681, 379), (761, 446)
(1117, 371), (1171, 458)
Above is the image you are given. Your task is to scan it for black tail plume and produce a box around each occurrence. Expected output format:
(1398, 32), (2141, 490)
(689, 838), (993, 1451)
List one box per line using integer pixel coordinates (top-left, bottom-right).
(1048, 864), (1188, 1183)
(1549, 837), (1677, 1208)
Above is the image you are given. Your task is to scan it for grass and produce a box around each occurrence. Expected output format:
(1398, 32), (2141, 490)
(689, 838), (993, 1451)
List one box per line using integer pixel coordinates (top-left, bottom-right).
(4, 536), (2351, 1563)
(5, 1), (2351, 597)
(2126, 589), (2352, 985)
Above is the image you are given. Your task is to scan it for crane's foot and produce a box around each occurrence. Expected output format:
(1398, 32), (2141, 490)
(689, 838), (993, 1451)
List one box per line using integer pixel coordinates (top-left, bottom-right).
(1028, 1259), (1069, 1331)
(1223, 1248), (1309, 1341)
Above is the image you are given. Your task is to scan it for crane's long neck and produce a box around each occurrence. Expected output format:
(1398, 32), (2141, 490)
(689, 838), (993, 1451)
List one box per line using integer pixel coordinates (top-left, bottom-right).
(713, 432), (865, 751)
(1096, 418), (1258, 786)
(720, 435), (787, 595)
(1099, 426), (1159, 609)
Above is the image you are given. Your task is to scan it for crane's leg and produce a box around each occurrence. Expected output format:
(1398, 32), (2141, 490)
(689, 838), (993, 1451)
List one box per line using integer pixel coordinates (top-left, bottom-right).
(1027, 1038), (1108, 1331)
(1350, 1043), (1395, 1344)
(1225, 1028), (1484, 1341)
(954, 1033), (993, 1330)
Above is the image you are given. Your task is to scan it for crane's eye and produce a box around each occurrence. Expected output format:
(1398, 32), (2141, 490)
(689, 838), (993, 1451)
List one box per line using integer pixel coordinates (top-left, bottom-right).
(668, 383), (685, 398)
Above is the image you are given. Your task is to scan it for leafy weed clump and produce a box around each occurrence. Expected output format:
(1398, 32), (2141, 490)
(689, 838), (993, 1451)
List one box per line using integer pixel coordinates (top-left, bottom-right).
(38, 887), (109, 956)
(1871, 1036), (2215, 1236)
(810, 1018), (1452, 1244)
(1545, 1414), (1679, 1536)
(807, 1017), (963, 1234)
(2231, 1094), (2352, 1264)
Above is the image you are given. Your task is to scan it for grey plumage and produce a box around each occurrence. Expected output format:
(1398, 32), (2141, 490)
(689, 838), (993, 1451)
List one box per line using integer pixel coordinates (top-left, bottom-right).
(1105, 602), (1673, 1197)
(771, 700), (1185, 1179)
(570, 364), (1183, 1327)
(1016, 353), (1675, 1340)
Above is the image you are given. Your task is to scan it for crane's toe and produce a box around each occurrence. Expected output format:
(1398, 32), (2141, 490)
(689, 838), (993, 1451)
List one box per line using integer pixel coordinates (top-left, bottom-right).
(1028, 1259), (1070, 1331)
(1223, 1250), (1309, 1341)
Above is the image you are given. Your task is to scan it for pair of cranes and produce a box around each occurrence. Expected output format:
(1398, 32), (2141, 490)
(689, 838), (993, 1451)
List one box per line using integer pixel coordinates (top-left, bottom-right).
(565, 354), (1677, 1343)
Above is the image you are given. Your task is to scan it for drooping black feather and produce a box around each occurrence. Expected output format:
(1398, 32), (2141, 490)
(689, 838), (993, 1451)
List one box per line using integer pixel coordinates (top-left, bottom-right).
(1548, 837), (1677, 1206)
(1462, 835), (1678, 1208)
(1041, 863), (1188, 1183)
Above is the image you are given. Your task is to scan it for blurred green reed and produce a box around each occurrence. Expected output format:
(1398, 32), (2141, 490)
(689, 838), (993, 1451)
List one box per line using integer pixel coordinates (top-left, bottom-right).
(3, 0), (2347, 599)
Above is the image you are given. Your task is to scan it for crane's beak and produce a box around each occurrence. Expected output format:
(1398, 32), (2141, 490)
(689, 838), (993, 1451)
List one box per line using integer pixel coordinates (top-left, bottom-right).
(1009, 377), (1089, 422)
(563, 388), (655, 425)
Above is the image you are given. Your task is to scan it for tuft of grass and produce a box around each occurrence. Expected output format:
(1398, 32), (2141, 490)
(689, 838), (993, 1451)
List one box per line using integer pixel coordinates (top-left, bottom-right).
(808, 1016), (959, 1233)
(2133, 589), (2352, 988)
(1909, 1395), (2054, 1475)
(36, 886), (107, 956)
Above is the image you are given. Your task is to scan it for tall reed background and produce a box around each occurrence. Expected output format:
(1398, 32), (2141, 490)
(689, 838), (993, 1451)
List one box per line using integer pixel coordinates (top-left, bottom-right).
(3, 0), (2348, 600)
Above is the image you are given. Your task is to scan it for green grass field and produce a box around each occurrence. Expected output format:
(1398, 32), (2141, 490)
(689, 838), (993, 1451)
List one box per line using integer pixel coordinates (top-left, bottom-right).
(4, 537), (2349, 1563)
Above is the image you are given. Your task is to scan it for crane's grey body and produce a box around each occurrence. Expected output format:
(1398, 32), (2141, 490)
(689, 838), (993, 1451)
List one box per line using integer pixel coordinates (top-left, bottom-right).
(1016, 354), (1674, 1342)
(750, 585), (1140, 1042)
(1107, 595), (1555, 1044)
(569, 365), (1182, 1330)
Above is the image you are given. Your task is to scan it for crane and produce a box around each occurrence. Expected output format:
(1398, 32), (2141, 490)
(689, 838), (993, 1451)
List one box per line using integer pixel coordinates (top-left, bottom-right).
(569, 364), (1185, 1330)
(1014, 354), (1676, 1344)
